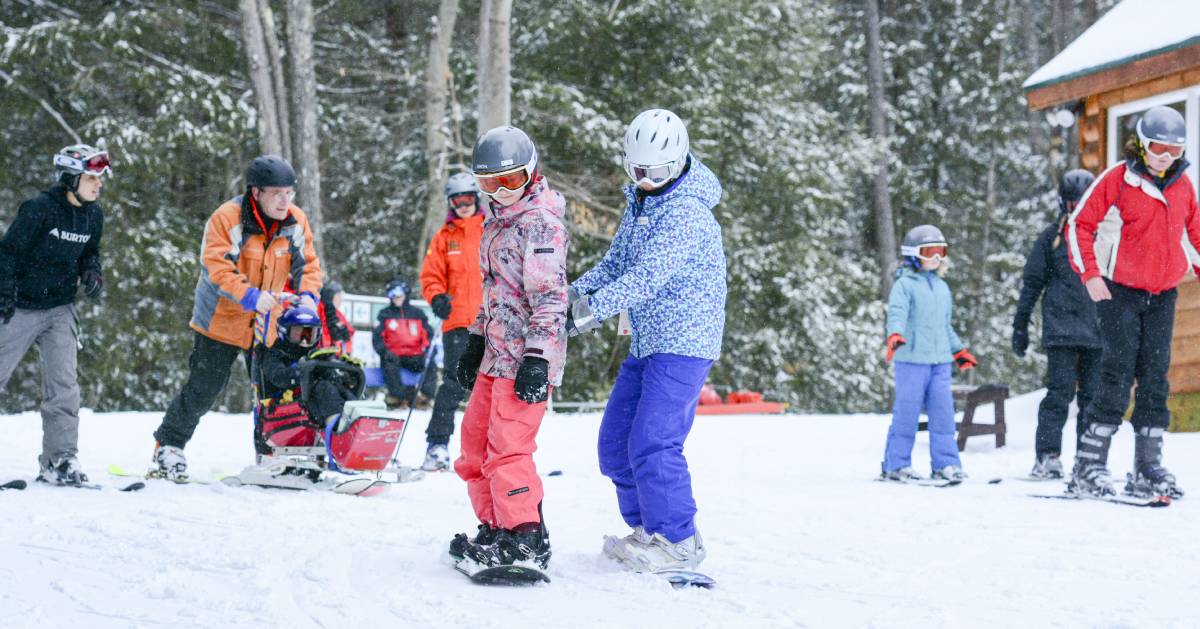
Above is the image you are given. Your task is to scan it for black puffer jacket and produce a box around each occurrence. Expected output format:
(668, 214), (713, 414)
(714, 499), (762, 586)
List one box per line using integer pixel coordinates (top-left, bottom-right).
(1013, 220), (1101, 349)
(0, 185), (103, 309)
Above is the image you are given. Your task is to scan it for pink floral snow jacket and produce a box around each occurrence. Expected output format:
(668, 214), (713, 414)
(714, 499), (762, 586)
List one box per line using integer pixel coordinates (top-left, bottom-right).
(469, 176), (570, 386)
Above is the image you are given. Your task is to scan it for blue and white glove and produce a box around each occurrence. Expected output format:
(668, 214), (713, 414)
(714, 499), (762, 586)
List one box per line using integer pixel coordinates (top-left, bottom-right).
(566, 292), (600, 337)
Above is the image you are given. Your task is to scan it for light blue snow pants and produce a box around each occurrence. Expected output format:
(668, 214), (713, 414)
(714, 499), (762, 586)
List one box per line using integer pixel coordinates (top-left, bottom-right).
(883, 361), (961, 473)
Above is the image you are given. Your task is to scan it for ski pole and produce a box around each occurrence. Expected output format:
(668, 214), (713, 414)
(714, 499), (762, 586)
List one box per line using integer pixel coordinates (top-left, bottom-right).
(388, 326), (443, 470)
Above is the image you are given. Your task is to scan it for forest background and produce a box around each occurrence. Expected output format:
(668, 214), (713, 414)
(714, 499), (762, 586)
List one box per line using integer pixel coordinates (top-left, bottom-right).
(0, 0), (1115, 413)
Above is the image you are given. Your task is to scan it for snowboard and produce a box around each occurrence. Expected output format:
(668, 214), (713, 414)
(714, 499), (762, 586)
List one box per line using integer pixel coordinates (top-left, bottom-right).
(655, 569), (716, 589)
(1, 479), (28, 491)
(875, 476), (962, 488)
(1029, 491), (1171, 508)
(454, 557), (550, 585)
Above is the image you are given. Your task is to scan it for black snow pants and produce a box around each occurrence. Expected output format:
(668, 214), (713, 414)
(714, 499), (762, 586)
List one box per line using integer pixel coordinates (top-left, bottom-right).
(1036, 346), (1102, 457)
(427, 327), (470, 445)
(154, 331), (250, 449)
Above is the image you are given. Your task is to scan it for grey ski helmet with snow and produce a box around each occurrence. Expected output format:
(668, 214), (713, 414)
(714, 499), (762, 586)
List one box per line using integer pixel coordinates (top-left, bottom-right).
(245, 155), (297, 189)
(622, 108), (689, 186)
(899, 224), (948, 256)
(472, 126), (538, 175)
(54, 144), (111, 191)
(444, 172), (479, 198)
(1058, 169), (1095, 212)
(1136, 106), (1187, 148)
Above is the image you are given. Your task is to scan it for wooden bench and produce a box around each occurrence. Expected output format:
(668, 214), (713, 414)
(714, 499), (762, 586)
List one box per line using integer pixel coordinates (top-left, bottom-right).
(918, 383), (1008, 451)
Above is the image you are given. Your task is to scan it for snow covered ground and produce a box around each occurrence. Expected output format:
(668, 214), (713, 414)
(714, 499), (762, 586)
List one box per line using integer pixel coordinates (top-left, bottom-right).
(2, 390), (1199, 628)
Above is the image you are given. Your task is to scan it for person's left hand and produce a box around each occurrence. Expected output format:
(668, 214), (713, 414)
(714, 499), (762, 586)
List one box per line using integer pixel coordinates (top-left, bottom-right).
(953, 348), (979, 371)
(514, 357), (550, 404)
(82, 269), (103, 299)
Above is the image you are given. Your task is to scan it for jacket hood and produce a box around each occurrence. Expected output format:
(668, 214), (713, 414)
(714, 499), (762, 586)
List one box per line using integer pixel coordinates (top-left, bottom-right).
(623, 156), (723, 212)
(485, 175), (563, 221)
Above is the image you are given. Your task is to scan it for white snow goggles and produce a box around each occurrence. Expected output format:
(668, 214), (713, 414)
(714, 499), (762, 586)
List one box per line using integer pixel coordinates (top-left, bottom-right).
(1145, 140), (1185, 160)
(624, 160), (680, 188)
(900, 242), (949, 261)
(54, 151), (112, 177)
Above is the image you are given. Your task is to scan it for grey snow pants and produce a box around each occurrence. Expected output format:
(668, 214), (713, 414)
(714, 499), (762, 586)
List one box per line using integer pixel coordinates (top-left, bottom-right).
(0, 304), (81, 465)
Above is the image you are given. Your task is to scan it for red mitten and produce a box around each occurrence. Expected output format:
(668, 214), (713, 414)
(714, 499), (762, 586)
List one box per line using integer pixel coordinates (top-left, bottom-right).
(953, 348), (978, 371)
(885, 333), (907, 362)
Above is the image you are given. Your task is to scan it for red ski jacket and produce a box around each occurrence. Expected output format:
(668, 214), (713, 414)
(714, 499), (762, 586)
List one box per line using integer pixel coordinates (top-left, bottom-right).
(1067, 159), (1200, 294)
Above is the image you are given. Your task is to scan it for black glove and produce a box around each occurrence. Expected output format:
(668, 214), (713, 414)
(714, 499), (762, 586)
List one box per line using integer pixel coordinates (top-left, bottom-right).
(431, 293), (452, 320)
(327, 316), (352, 343)
(455, 334), (486, 391)
(82, 269), (103, 299)
(514, 356), (550, 404)
(1012, 327), (1029, 358)
(0, 292), (14, 325)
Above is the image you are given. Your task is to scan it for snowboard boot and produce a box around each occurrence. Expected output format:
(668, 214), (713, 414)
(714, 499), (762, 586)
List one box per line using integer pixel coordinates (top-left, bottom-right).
(421, 443), (450, 472)
(1030, 452), (1064, 480)
(880, 466), (923, 482)
(36, 455), (88, 486)
(464, 522), (551, 569)
(602, 525), (650, 562)
(1125, 427), (1184, 499)
(449, 523), (498, 560)
(1068, 422), (1117, 497)
(618, 528), (706, 573)
(931, 465), (966, 481)
(151, 443), (189, 482)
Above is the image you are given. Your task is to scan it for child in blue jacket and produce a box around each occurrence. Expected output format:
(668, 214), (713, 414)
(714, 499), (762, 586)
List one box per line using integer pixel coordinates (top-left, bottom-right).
(882, 225), (978, 482)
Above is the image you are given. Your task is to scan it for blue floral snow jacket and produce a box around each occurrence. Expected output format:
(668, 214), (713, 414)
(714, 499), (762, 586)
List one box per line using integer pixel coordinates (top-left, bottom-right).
(886, 266), (964, 364)
(573, 157), (726, 360)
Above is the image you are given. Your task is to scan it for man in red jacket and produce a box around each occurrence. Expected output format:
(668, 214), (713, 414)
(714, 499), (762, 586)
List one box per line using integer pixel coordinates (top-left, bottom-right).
(372, 278), (433, 409)
(1066, 105), (1198, 500)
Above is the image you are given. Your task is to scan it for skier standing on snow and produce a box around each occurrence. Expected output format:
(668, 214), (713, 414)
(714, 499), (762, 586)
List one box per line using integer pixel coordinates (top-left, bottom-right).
(1066, 105), (1198, 499)
(418, 172), (485, 471)
(150, 155), (323, 481)
(449, 126), (569, 574)
(317, 279), (353, 355)
(372, 278), (434, 410)
(1012, 169), (1101, 480)
(0, 144), (109, 485)
(569, 109), (725, 574)
(882, 225), (978, 482)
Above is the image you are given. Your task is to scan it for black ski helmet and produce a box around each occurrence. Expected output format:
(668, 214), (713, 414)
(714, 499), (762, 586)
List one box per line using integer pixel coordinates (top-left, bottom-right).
(472, 126), (538, 176)
(246, 155), (297, 189)
(54, 144), (111, 192)
(320, 280), (344, 304)
(1058, 169), (1095, 212)
(1136, 106), (1187, 147)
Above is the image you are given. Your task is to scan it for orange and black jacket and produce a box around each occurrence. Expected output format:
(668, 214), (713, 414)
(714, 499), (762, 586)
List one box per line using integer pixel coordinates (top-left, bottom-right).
(420, 213), (484, 332)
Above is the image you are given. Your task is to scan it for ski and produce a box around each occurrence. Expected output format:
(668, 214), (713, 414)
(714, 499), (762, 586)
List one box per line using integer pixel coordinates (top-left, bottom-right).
(1, 479), (28, 491)
(33, 477), (144, 492)
(875, 477), (962, 488)
(1029, 492), (1170, 507)
(109, 464), (213, 485)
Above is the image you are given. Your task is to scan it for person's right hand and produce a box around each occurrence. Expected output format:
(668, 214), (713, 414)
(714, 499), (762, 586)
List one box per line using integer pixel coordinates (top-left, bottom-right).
(884, 333), (906, 362)
(255, 290), (280, 314)
(455, 334), (486, 391)
(431, 293), (452, 319)
(1011, 327), (1029, 358)
(1085, 277), (1112, 302)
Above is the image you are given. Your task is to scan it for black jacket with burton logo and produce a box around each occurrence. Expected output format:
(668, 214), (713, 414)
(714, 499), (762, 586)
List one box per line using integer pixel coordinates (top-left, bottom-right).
(0, 184), (103, 309)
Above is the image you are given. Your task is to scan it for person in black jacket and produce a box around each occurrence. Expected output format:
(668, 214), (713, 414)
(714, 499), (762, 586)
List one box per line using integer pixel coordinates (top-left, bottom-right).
(1012, 169), (1101, 479)
(372, 278), (434, 409)
(0, 144), (109, 486)
(260, 307), (357, 424)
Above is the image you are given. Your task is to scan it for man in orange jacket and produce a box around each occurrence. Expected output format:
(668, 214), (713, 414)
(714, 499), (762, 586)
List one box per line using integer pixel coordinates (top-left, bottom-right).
(418, 172), (484, 471)
(150, 155), (323, 481)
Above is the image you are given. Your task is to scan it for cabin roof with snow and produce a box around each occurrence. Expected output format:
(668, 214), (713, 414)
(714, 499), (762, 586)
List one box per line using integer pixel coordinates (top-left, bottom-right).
(1024, 0), (1200, 110)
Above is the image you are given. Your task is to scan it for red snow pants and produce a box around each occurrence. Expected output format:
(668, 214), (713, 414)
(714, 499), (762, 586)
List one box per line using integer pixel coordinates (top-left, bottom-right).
(454, 373), (548, 529)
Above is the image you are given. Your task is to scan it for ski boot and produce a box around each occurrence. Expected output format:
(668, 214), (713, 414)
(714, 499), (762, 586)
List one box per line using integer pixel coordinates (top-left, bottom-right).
(1068, 422), (1116, 497)
(463, 522), (551, 570)
(617, 528), (706, 573)
(421, 443), (450, 472)
(602, 525), (650, 562)
(1125, 427), (1184, 499)
(36, 455), (89, 486)
(1030, 453), (1064, 480)
(449, 522), (498, 561)
(880, 466), (923, 482)
(931, 465), (966, 482)
(151, 443), (189, 482)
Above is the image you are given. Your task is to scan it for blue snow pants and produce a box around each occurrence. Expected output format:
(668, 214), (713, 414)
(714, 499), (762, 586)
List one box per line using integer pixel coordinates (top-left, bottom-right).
(883, 361), (961, 473)
(597, 353), (712, 543)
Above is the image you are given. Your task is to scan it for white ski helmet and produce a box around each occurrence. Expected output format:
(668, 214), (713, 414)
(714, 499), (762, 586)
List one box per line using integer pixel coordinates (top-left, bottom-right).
(443, 172), (478, 198)
(622, 108), (689, 187)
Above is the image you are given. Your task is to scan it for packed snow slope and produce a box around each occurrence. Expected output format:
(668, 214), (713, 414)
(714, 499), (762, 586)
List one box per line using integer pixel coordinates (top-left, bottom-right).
(2, 391), (1199, 629)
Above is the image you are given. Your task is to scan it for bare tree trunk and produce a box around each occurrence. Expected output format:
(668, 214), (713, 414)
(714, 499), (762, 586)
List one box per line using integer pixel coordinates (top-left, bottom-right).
(1082, 0), (1098, 25)
(1022, 0), (1047, 155)
(258, 0), (292, 162)
(418, 0), (462, 271)
(865, 0), (897, 302)
(478, 0), (512, 130)
(287, 0), (327, 266)
(239, 0), (284, 156)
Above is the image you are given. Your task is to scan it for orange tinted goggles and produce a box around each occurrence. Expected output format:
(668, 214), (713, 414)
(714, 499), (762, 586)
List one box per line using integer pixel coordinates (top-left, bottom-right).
(1146, 141), (1184, 159)
(916, 244), (948, 260)
(475, 167), (530, 195)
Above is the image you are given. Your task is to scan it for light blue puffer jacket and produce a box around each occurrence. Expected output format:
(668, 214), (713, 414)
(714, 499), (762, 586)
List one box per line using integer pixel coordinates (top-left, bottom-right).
(886, 266), (964, 364)
(572, 157), (726, 360)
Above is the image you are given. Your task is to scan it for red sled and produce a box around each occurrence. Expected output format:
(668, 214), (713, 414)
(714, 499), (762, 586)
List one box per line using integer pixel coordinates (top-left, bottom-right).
(325, 401), (407, 473)
(695, 384), (787, 415)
